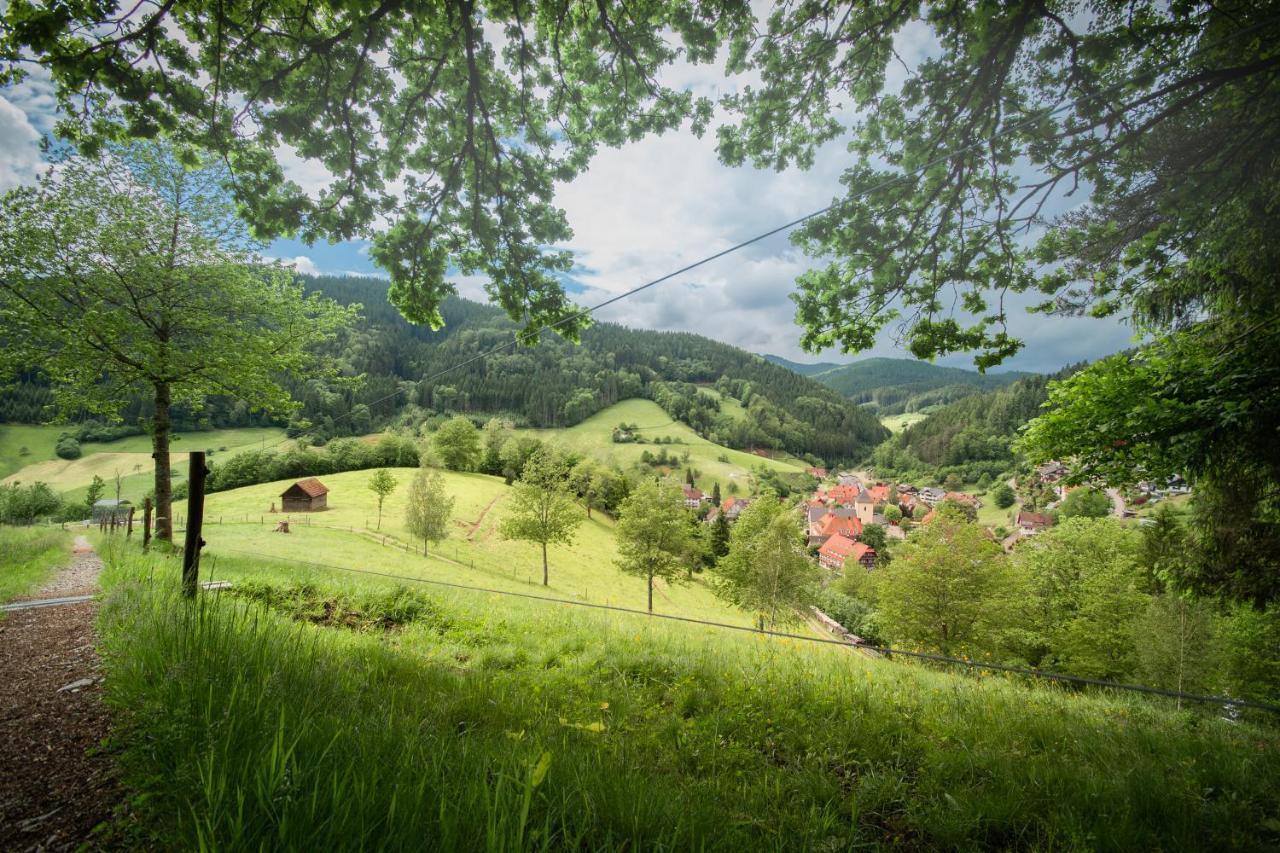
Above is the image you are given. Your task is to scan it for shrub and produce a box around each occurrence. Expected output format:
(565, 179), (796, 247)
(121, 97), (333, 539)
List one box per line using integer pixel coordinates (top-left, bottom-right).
(0, 481), (64, 523)
(55, 434), (82, 459)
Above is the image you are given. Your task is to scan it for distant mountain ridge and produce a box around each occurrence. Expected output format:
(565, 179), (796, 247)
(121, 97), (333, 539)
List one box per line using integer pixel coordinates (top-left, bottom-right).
(760, 354), (844, 376)
(762, 354), (1035, 415)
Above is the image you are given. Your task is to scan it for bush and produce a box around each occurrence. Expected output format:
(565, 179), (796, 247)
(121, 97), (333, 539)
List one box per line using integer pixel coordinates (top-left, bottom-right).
(816, 589), (881, 643)
(0, 482), (64, 523)
(993, 483), (1017, 508)
(55, 434), (82, 459)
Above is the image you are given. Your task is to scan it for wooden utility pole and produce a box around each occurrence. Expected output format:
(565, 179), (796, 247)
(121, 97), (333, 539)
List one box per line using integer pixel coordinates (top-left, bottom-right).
(181, 452), (208, 598)
(142, 497), (153, 549)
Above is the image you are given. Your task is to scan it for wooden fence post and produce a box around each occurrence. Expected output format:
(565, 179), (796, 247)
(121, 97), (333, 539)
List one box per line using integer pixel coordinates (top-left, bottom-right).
(182, 452), (208, 599)
(142, 497), (153, 550)
(126, 507), (135, 539)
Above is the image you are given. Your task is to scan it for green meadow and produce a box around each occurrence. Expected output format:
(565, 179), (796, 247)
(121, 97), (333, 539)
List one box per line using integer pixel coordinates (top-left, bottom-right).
(880, 412), (928, 434)
(0, 426), (288, 505)
(92, 535), (1280, 850)
(198, 467), (752, 624)
(522, 398), (807, 493)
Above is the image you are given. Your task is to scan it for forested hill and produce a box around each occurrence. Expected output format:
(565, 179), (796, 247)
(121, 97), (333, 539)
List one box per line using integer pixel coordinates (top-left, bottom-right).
(300, 275), (887, 463)
(760, 354), (842, 376)
(869, 365), (1080, 485)
(767, 355), (1034, 414)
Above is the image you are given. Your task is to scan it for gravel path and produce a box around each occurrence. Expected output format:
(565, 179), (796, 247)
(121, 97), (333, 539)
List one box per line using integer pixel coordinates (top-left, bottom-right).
(0, 537), (121, 851)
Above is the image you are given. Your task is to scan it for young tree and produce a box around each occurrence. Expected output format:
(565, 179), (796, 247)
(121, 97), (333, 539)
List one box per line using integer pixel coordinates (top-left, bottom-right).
(432, 416), (480, 471)
(615, 479), (693, 612)
(1059, 487), (1112, 519)
(405, 468), (454, 557)
(685, 468), (695, 486)
(1133, 594), (1219, 705)
(711, 482), (722, 505)
(367, 469), (398, 531)
(84, 474), (106, 509)
(480, 417), (513, 476)
(709, 511), (732, 559)
(712, 498), (819, 629)
(882, 504), (903, 524)
(875, 514), (1025, 656)
(500, 448), (582, 586)
(992, 483), (1017, 509)
(943, 473), (964, 492)
(0, 145), (354, 542)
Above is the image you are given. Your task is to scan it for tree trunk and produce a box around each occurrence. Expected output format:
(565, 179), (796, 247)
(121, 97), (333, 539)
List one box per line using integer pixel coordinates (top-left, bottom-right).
(377, 503), (382, 530)
(647, 569), (654, 612)
(423, 539), (429, 557)
(542, 542), (549, 586)
(152, 381), (173, 542)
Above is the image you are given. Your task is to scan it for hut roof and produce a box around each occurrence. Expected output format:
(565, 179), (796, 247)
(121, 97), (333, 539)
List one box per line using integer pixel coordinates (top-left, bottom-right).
(283, 478), (329, 498)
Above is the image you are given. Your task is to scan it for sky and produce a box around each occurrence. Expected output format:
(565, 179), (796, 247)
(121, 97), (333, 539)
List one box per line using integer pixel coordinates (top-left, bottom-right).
(0, 19), (1139, 376)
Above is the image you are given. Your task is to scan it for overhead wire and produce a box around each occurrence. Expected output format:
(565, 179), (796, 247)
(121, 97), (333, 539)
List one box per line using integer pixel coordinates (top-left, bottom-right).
(258, 11), (1280, 451)
(207, 544), (1280, 716)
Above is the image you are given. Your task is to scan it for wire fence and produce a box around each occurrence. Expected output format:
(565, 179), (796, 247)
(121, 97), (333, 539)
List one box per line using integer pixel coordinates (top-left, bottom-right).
(202, 544), (1280, 717)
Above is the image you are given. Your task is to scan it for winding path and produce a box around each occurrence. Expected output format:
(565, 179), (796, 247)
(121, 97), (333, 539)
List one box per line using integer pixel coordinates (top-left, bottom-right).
(0, 536), (120, 851)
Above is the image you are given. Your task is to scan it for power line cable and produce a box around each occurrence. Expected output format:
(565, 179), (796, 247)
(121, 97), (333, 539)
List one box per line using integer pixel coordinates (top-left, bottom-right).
(262, 12), (1280, 450)
(208, 544), (1280, 716)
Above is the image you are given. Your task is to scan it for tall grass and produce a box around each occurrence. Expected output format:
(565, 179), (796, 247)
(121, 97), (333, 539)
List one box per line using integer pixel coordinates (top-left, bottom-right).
(95, 539), (1280, 850)
(0, 525), (70, 603)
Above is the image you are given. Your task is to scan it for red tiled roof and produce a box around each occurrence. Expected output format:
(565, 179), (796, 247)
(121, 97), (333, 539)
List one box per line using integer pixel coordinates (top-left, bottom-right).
(819, 533), (859, 559)
(682, 485), (703, 500)
(851, 542), (876, 562)
(944, 492), (978, 505)
(285, 477), (329, 498)
(1017, 510), (1053, 528)
(816, 514), (863, 539)
(867, 484), (891, 502)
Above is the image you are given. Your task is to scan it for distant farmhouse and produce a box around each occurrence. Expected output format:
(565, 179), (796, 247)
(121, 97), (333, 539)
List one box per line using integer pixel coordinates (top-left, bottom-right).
(281, 478), (329, 512)
(92, 498), (132, 524)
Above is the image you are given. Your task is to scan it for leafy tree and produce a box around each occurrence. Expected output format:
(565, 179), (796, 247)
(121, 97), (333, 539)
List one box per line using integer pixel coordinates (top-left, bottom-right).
(882, 504), (903, 524)
(1059, 487), (1112, 520)
(1217, 605), (1280, 706)
(405, 467), (454, 557)
(1133, 594), (1219, 704)
(711, 482), (722, 505)
(937, 497), (977, 524)
(943, 473), (964, 492)
(54, 435), (80, 460)
(0, 482), (63, 524)
(432, 416), (480, 471)
(859, 523), (887, 554)
(1022, 327), (1280, 605)
(85, 474), (106, 509)
(0, 144), (354, 541)
(367, 469), (398, 531)
(712, 497), (819, 629)
(992, 483), (1017, 509)
(0, 0), (745, 339)
(615, 479), (693, 613)
(500, 448), (582, 586)
(1014, 519), (1147, 679)
(479, 418), (513, 476)
(874, 514), (1024, 656)
(685, 468), (695, 486)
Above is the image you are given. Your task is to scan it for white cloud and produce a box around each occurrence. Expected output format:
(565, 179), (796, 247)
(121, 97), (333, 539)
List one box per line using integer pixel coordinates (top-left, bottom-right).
(0, 95), (44, 193)
(284, 255), (320, 275)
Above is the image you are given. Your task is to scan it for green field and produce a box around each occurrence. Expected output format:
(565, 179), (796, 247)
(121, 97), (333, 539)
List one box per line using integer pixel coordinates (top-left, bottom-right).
(1, 426), (289, 505)
(198, 467), (752, 624)
(880, 412), (928, 434)
(523, 399), (806, 493)
(93, 536), (1280, 850)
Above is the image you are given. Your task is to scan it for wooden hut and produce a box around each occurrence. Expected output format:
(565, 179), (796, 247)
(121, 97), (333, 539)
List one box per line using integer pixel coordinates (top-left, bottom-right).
(281, 478), (329, 512)
(92, 498), (132, 524)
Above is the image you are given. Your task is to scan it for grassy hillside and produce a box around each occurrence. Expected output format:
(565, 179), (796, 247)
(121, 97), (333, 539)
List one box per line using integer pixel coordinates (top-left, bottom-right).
(521, 399), (807, 493)
(198, 465), (748, 623)
(1, 426), (288, 504)
(881, 412), (928, 434)
(94, 536), (1280, 850)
